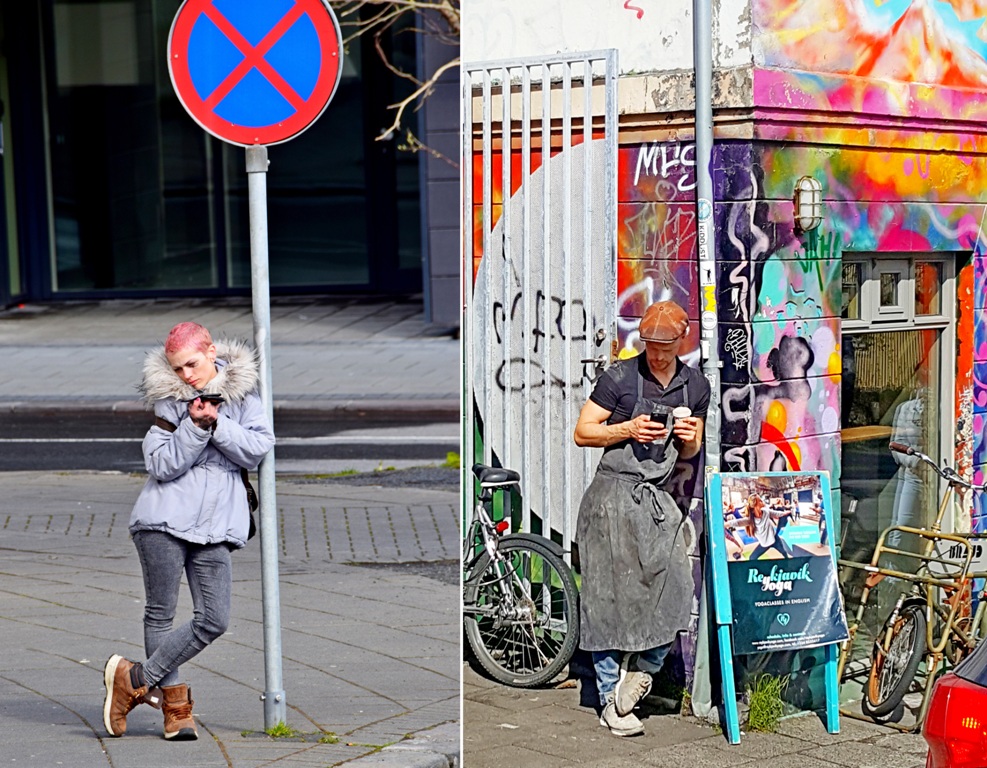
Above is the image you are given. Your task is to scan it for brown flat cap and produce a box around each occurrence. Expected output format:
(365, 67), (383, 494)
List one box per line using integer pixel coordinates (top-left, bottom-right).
(639, 300), (689, 343)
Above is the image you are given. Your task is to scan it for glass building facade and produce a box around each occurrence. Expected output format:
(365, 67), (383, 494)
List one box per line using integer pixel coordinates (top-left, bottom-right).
(0, 0), (427, 305)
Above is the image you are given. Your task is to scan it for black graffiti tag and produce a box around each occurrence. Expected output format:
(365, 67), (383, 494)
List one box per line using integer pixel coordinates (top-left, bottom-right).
(492, 290), (589, 352)
(491, 290), (596, 394)
(723, 328), (749, 371)
(495, 358), (568, 396)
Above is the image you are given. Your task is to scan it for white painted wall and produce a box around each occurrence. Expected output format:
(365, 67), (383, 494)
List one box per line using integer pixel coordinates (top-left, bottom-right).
(461, 0), (751, 73)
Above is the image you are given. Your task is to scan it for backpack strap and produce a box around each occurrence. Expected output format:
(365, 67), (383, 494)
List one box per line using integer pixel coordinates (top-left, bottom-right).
(155, 416), (177, 433)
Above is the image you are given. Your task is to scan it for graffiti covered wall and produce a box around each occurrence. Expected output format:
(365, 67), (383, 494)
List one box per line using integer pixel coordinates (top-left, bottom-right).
(620, 136), (986, 480)
(751, 0), (987, 540)
(619, 140), (842, 482)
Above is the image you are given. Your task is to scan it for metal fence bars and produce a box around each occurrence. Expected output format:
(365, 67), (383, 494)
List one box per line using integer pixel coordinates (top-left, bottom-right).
(462, 50), (619, 556)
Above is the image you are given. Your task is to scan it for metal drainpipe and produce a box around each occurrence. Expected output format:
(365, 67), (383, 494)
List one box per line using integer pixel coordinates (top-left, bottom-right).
(690, 0), (722, 721)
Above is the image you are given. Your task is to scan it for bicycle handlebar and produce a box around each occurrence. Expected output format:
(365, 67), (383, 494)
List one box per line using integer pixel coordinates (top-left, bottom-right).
(888, 442), (987, 492)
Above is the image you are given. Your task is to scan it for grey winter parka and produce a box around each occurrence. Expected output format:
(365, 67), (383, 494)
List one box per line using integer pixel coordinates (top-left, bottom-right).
(128, 339), (276, 548)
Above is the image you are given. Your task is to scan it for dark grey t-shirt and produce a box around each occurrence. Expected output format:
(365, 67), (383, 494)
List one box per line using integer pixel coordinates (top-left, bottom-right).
(589, 354), (710, 427)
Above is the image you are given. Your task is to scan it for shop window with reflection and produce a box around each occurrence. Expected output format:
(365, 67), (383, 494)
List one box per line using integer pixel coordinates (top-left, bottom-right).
(224, 39), (372, 289)
(49, 0), (169, 291)
(45, 0), (422, 295)
(840, 329), (942, 631)
(838, 254), (952, 650)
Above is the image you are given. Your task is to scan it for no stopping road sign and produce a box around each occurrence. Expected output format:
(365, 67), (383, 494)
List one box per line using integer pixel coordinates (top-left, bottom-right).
(168, 0), (343, 146)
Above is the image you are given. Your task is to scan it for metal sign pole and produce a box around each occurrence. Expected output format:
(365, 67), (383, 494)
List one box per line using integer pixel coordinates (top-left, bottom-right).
(245, 144), (286, 728)
(691, 0), (720, 722)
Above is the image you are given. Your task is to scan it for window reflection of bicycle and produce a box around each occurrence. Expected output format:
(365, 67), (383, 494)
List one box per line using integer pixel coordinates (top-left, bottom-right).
(462, 464), (579, 687)
(837, 442), (987, 730)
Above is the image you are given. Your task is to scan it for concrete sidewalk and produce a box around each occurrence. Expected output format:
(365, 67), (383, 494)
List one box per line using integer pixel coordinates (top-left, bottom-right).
(0, 470), (460, 767)
(0, 297), (459, 417)
(463, 661), (928, 768)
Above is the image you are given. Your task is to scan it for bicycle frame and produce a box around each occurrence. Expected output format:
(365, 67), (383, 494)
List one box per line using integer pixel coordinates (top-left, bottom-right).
(463, 480), (517, 572)
(463, 471), (568, 621)
(462, 477), (521, 612)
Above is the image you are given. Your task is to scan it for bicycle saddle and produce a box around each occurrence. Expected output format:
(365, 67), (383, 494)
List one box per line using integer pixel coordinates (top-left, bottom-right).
(472, 463), (520, 485)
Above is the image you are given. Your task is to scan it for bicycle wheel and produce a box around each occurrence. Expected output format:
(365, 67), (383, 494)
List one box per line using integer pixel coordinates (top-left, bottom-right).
(862, 603), (926, 717)
(463, 536), (579, 688)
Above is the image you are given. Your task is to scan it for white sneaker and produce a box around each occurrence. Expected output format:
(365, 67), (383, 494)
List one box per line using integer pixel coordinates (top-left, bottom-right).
(599, 693), (644, 736)
(615, 653), (653, 717)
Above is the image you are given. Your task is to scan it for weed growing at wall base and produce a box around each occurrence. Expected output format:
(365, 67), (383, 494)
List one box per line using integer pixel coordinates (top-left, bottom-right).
(745, 674), (787, 732)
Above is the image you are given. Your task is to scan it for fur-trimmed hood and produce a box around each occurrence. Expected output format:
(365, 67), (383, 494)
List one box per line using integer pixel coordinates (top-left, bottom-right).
(138, 338), (260, 408)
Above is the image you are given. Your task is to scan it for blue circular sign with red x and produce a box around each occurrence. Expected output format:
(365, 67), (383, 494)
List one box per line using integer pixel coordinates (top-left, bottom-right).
(168, 0), (343, 146)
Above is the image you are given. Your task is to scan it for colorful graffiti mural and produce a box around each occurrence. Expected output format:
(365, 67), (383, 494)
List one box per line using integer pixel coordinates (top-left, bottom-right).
(618, 140), (845, 479)
(618, 136), (983, 498)
(755, 0), (987, 90)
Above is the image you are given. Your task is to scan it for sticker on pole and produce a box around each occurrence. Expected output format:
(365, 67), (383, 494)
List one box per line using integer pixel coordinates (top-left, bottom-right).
(168, 0), (343, 147)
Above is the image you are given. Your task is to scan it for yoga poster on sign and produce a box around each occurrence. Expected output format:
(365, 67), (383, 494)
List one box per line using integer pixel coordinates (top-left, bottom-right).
(712, 472), (849, 655)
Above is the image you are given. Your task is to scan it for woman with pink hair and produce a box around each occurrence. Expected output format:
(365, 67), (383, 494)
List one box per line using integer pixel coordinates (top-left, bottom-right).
(101, 321), (274, 741)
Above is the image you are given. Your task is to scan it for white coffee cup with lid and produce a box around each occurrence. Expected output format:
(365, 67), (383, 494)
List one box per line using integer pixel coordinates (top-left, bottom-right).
(672, 406), (692, 423)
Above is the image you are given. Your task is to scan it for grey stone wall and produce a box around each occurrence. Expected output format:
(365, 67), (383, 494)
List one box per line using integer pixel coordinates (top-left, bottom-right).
(417, 14), (460, 330)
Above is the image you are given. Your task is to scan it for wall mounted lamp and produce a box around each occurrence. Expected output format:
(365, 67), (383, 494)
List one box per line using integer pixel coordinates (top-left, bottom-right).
(793, 175), (823, 233)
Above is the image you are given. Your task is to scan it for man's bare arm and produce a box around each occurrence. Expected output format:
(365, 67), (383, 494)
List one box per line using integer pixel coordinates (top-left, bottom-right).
(573, 400), (665, 447)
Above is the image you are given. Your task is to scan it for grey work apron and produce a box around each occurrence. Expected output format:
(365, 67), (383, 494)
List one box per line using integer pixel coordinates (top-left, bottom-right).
(576, 371), (694, 652)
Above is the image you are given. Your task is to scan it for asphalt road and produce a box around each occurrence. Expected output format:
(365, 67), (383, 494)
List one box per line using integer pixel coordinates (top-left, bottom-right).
(0, 410), (459, 472)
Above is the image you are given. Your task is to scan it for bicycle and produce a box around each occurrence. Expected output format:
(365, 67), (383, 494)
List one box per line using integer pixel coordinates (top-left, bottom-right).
(837, 441), (987, 729)
(462, 463), (580, 687)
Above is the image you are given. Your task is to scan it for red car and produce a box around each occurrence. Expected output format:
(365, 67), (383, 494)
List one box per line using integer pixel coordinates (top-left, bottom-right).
(923, 637), (987, 767)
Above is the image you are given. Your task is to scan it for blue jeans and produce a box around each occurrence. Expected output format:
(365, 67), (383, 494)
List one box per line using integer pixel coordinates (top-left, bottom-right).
(592, 643), (672, 707)
(133, 531), (232, 688)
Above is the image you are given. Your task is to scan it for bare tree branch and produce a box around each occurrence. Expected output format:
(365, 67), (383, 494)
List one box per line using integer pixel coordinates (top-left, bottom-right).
(398, 129), (458, 169)
(330, 0), (459, 166)
(378, 56), (459, 140)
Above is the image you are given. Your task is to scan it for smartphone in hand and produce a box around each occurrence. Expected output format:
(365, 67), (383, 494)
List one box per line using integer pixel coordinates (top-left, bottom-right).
(650, 405), (671, 427)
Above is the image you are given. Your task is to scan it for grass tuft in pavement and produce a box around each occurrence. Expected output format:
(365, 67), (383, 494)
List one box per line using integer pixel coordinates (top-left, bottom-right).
(265, 721), (298, 738)
(745, 674), (787, 732)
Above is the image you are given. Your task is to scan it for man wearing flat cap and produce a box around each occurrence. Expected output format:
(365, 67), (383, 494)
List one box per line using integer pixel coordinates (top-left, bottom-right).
(573, 300), (710, 736)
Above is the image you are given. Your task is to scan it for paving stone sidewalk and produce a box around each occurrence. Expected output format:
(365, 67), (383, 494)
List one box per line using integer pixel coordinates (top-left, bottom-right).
(463, 661), (928, 768)
(0, 471), (460, 768)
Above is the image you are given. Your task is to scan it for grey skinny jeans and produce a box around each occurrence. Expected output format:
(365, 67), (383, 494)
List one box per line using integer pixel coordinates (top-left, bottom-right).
(133, 530), (232, 688)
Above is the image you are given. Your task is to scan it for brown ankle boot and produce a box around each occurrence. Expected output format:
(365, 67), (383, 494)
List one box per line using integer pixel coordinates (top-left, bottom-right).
(102, 655), (148, 737)
(161, 684), (198, 740)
